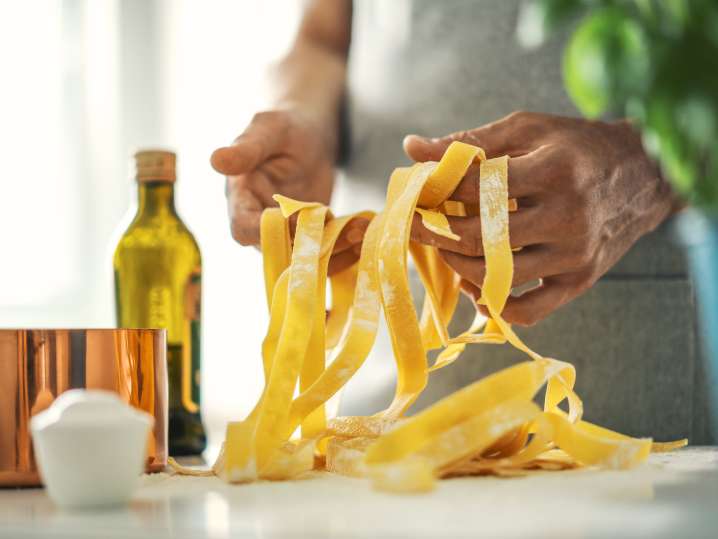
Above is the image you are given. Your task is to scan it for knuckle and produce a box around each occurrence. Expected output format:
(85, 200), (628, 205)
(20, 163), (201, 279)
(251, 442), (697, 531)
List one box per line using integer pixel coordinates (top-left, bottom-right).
(505, 110), (533, 124)
(245, 110), (288, 137)
(567, 178), (589, 205)
(565, 153), (586, 180)
(449, 130), (490, 149)
(566, 208), (592, 239)
(503, 111), (548, 143)
(252, 110), (280, 124)
(571, 245), (595, 268)
(449, 130), (471, 143)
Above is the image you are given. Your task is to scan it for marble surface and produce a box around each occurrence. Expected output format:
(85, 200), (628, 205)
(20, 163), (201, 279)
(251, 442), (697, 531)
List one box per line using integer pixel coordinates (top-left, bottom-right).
(1, 448), (717, 539)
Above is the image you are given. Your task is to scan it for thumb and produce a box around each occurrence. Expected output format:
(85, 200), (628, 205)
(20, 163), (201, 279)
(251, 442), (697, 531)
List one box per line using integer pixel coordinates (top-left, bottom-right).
(402, 134), (454, 163)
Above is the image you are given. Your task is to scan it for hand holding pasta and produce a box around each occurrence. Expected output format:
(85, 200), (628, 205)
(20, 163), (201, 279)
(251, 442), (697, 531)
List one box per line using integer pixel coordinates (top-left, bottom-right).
(175, 140), (686, 492)
(211, 109), (366, 275)
(405, 112), (679, 325)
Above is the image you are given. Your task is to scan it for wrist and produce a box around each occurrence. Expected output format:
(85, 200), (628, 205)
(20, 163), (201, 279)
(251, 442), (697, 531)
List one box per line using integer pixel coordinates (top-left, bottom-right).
(270, 40), (345, 162)
(612, 118), (680, 228)
(283, 104), (340, 163)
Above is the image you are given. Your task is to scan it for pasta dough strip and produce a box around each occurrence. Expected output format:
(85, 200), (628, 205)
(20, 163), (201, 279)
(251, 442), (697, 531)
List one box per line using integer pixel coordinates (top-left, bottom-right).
(192, 140), (683, 492)
(299, 217), (351, 439)
(236, 202), (327, 477)
(379, 142), (481, 418)
(286, 213), (382, 432)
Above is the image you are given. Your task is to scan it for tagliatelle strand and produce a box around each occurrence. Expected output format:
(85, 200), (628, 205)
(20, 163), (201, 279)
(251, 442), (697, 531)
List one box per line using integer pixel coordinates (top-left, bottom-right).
(300, 216), (354, 439)
(234, 201), (327, 478)
(377, 163), (437, 418)
(260, 208), (291, 311)
(379, 142), (482, 418)
(186, 141), (686, 491)
(286, 212), (381, 433)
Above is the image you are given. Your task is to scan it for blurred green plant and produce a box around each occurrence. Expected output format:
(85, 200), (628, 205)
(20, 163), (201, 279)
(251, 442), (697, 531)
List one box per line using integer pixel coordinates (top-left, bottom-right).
(519, 0), (718, 212)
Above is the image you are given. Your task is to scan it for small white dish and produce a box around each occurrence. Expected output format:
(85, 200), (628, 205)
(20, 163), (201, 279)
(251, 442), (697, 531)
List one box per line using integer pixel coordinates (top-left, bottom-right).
(30, 389), (154, 510)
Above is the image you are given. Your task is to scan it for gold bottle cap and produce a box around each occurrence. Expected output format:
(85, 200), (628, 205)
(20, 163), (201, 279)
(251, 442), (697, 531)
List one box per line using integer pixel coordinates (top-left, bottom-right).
(134, 150), (176, 182)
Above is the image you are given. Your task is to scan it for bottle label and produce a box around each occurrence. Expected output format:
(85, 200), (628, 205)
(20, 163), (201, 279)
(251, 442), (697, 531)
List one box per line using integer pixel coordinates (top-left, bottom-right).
(149, 287), (171, 329)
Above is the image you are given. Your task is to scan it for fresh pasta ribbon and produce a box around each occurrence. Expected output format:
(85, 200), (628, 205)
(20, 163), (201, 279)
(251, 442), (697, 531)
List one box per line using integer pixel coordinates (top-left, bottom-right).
(187, 141), (685, 491)
(415, 208), (461, 241)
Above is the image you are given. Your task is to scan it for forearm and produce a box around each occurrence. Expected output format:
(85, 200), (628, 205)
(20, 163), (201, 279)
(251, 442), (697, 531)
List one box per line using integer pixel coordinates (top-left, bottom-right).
(271, 42), (346, 152)
(269, 0), (351, 159)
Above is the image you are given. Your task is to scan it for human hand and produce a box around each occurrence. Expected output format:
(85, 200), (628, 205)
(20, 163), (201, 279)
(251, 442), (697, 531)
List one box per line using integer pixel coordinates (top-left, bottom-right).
(211, 109), (367, 274)
(404, 112), (678, 326)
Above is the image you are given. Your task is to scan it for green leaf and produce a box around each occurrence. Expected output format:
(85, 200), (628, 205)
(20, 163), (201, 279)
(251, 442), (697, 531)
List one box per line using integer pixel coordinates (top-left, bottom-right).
(644, 95), (694, 194)
(563, 7), (650, 118)
(676, 96), (716, 149)
(517, 0), (587, 48)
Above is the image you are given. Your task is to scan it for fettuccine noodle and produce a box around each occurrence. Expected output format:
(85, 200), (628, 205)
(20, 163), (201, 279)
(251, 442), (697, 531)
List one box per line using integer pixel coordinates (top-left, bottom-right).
(172, 141), (686, 492)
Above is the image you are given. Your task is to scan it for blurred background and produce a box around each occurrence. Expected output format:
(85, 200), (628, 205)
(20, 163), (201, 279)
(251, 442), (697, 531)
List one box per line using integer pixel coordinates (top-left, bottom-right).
(0, 0), (301, 459)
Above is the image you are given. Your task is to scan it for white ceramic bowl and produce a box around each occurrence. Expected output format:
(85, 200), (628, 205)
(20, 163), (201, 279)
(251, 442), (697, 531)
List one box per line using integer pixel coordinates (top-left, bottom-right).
(30, 390), (154, 510)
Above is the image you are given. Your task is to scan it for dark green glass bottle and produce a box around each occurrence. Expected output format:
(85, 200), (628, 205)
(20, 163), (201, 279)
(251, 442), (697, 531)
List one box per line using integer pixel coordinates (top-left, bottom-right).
(114, 150), (206, 456)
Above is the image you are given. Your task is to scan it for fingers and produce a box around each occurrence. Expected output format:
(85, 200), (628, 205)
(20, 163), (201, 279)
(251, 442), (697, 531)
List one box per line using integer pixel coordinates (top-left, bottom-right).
(403, 125), (515, 163)
(332, 217), (370, 255)
(439, 246), (561, 290)
(211, 111), (288, 175)
(459, 278), (482, 303)
(227, 181), (263, 246)
(449, 147), (552, 203)
(225, 168), (282, 247)
(461, 274), (584, 327)
(403, 121), (526, 164)
(410, 207), (543, 256)
(458, 268), (583, 327)
(328, 244), (362, 276)
(500, 278), (577, 326)
(403, 135), (456, 163)
(403, 132), (511, 163)
(403, 111), (553, 165)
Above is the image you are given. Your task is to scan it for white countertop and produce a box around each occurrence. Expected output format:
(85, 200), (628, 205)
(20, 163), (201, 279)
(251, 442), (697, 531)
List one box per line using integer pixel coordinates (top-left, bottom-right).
(1, 448), (717, 539)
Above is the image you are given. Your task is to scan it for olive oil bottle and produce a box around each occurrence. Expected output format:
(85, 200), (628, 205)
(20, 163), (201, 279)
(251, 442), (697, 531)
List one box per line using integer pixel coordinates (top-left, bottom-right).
(114, 150), (206, 456)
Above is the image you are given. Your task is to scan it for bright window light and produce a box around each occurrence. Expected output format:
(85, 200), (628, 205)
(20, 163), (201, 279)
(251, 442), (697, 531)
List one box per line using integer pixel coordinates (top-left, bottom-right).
(0, 1), (77, 306)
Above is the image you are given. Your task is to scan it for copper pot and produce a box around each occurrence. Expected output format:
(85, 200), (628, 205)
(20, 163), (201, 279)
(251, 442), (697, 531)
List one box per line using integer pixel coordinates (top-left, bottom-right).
(0, 329), (168, 487)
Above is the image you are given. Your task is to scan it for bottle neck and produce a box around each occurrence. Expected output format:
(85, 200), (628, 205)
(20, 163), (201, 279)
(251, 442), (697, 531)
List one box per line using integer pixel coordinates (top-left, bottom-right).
(136, 181), (177, 218)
